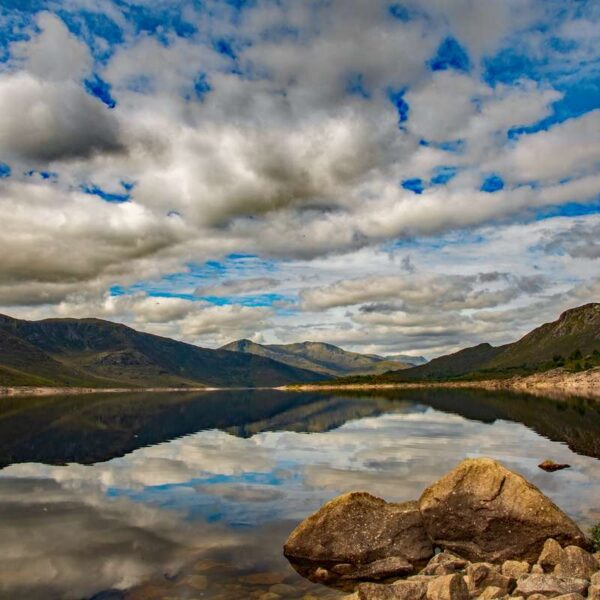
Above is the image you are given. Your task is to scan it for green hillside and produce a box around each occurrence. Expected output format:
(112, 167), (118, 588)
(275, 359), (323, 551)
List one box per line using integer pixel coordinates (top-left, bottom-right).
(486, 303), (600, 369)
(325, 303), (600, 385)
(0, 315), (325, 388)
(220, 339), (411, 376)
(393, 343), (506, 380)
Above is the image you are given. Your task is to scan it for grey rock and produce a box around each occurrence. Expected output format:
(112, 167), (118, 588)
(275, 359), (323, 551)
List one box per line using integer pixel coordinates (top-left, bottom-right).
(418, 459), (589, 563)
(514, 574), (588, 598)
(427, 574), (470, 600)
(554, 546), (598, 580)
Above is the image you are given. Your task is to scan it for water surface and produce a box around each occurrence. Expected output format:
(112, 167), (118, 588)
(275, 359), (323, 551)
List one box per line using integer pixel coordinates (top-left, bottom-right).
(0, 388), (599, 599)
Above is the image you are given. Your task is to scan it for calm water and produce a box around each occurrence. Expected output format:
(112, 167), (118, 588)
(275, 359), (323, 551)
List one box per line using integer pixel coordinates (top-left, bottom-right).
(0, 388), (599, 600)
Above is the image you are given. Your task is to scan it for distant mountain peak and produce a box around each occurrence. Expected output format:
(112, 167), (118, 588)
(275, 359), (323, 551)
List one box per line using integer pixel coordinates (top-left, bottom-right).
(220, 339), (412, 377)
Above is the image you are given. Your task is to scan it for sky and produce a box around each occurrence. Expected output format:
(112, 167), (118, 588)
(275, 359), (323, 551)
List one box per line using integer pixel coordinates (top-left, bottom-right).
(0, 0), (599, 358)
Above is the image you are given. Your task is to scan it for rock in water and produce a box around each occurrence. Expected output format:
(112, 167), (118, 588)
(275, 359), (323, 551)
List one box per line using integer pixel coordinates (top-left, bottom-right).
(418, 458), (589, 563)
(283, 492), (433, 585)
(539, 461), (571, 473)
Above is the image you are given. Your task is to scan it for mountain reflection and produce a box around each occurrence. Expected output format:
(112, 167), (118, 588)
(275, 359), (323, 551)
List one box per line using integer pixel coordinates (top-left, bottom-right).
(1, 388), (599, 467)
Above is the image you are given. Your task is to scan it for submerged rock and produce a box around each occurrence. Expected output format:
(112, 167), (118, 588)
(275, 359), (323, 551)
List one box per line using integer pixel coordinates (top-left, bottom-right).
(418, 458), (589, 563)
(283, 492), (433, 585)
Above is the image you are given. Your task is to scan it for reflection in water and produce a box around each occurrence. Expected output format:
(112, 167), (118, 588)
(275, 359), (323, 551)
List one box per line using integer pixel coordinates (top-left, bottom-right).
(0, 389), (599, 599)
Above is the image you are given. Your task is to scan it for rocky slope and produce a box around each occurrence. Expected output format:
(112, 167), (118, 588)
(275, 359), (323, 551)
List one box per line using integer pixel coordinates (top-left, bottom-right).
(283, 458), (600, 600)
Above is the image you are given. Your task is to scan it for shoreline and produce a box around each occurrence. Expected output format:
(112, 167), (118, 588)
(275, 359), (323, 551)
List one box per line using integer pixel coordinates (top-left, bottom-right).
(0, 386), (215, 397)
(1, 367), (598, 399)
(282, 367), (600, 399)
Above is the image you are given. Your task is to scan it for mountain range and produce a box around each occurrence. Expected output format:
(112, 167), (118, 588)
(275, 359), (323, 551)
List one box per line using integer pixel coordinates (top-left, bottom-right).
(0, 314), (324, 388)
(219, 339), (415, 377)
(0, 303), (597, 389)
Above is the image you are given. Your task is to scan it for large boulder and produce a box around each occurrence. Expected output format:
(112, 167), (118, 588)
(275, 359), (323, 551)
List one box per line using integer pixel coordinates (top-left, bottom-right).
(284, 492), (433, 585)
(418, 459), (589, 563)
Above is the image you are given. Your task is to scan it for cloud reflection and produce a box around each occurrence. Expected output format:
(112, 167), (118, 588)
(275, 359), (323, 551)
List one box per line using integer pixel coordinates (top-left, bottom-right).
(1, 404), (599, 599)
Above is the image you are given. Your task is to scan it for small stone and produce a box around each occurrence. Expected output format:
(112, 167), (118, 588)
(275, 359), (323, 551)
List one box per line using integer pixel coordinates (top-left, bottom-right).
(514, 574), (589, 598)
(479, 586), (506, 600)
(421, 552), (469, 576)
(503, 562), (531, 580)
(466, 563), (512, 596)
(551, 594), (584, 600)
(509, 596), (525, 600)
(358, 580), (428, 600)
(531, 566), (544, 575)
(554, 546), (598, 580)
(592, 573), (600, 585)
(538, 540), (565, 573)
(426, 574), (469, 600)
(589, 586), (600, 600)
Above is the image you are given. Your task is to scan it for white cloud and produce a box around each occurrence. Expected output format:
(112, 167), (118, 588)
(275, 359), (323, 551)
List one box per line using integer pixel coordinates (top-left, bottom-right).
(0, 1), (598, 356)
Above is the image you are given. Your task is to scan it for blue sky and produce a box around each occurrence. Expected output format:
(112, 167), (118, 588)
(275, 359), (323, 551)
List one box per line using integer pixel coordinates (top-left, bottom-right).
(0, 0), (599, 355)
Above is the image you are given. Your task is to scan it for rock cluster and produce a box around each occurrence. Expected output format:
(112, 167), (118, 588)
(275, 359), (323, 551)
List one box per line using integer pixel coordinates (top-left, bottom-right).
(283, 458), (598, 600)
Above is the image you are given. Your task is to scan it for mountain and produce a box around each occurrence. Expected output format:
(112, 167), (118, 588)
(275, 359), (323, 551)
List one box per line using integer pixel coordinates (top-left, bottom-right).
(384, 354), (428, 366)
(340, 303), (600, 383)
(394, 343), (506, 380)
(0, 314), (325, 388)
(219, 339), (412, 377)
(486, 303), (600, 369)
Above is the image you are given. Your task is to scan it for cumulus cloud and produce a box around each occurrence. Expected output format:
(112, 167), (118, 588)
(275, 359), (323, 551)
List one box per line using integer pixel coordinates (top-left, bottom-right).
(195, 277), (280, 297)
(300, 272), (543, 312)
(0, 0), (598, 355)
(0, 73), (122, 161)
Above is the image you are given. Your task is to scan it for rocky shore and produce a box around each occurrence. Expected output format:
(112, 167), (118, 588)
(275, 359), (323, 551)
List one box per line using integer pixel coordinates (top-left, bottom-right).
(284, 458), (600, 600)
(284, 368), (600, 400)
